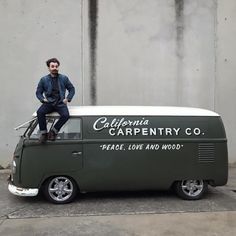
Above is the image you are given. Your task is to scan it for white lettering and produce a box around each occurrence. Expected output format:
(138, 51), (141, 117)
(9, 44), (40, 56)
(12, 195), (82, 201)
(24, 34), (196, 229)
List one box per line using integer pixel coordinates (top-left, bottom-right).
(145, 144), (160, 150)
(128, 144), (144, 150)
(93, 117), (150, 132)
(185, 128), (201, 136)
(117, 128), (125, 136)
(193, 128), (201, 136)
(93, 117), (202, 138)
(125, 128), (133, 136)
(158, 128), (164, 135)
(134, 128), (141, 135)
(100, 144), (125, 151)
(109, 128), (116, 136)
(173, 128), (180, 135)
(93, 117), (108, 131)
(142, 128), (149, 136)
(185, 128), (192, 135)
(150, 128), (157, 136)
(165, 128), (172, 135)
(162, 144), (182, 150)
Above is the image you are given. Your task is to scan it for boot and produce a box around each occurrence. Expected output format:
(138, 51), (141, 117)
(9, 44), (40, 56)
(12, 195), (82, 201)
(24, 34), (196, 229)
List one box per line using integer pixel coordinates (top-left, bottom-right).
(48, 130), (57, 141)
(39, 133), (47, 144)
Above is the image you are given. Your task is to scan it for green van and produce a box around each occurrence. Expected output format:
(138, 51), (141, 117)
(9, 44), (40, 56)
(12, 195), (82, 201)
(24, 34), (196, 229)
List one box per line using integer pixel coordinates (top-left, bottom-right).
(8, 106), (228, 204)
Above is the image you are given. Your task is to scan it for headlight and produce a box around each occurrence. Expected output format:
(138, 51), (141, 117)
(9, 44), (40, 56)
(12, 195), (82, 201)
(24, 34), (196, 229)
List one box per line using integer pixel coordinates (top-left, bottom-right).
(12, 160), (16, 174)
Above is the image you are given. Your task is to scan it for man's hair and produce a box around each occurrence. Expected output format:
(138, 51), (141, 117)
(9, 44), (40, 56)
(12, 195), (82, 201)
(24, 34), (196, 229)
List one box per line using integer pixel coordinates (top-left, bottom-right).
(46, 58), (60, 67)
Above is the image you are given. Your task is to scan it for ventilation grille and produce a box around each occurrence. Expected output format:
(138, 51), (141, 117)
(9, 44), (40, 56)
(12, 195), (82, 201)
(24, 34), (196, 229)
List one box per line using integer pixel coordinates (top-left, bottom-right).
(198, 143), (215, 163)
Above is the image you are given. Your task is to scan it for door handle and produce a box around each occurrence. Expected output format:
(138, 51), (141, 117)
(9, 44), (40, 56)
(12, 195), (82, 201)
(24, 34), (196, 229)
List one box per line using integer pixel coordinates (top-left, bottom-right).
(72, 151), (82, 156)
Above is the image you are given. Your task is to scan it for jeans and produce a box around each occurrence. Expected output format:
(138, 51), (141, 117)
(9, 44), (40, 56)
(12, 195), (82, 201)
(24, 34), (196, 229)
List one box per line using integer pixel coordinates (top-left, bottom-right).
(37, 103), (69, 134)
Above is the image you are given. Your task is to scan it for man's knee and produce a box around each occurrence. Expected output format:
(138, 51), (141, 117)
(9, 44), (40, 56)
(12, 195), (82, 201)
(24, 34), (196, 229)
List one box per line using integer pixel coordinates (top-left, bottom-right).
(37, 104), (53, 117)
(37, 109), (43, 116)
(59, 107), (70, 120)
(61, 112), (69, 121)
(37, 108), (47, 117)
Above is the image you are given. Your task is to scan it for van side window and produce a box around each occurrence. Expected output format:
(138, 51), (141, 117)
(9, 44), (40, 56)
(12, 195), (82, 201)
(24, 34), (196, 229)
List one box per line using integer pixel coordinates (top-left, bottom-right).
(30, 118), (82, 140)
(56, 118), (82, 140)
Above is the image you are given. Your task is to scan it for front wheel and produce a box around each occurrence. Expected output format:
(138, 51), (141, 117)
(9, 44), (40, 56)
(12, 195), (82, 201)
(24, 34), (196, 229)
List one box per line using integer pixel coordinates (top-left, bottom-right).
(43, 176), (78, 204)
(174, 180), (208, 200)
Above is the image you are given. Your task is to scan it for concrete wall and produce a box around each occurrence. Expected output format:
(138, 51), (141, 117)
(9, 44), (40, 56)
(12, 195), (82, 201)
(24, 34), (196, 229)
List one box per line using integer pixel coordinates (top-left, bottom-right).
(0, 0), (236, 166)
(95, 0), (217, 108)
(216, 0), (236, 165)
(0, 0), (83, 167)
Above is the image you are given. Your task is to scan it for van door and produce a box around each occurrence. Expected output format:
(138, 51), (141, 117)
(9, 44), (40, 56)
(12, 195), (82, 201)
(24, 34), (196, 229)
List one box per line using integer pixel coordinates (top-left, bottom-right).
(20, 118), (83, 186)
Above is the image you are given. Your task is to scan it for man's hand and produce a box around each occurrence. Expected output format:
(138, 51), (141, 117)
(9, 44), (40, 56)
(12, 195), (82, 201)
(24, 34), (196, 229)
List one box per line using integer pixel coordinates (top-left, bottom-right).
(42, 98), (49, 103)
(63, 98), (69, 104)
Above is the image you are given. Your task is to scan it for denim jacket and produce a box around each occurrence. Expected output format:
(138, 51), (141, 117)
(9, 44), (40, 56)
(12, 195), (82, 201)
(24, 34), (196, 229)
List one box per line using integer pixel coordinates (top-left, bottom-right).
(36, 74), (75, 103)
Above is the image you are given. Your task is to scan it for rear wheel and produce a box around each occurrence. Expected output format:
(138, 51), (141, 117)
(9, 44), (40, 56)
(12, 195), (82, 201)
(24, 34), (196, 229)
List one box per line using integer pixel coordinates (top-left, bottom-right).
(174, 180), (208, 200)
(43, 176), (78, 204)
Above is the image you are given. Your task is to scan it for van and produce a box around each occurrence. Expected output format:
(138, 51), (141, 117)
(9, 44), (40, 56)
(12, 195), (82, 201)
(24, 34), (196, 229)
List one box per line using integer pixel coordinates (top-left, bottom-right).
(8, 106), (228, 204)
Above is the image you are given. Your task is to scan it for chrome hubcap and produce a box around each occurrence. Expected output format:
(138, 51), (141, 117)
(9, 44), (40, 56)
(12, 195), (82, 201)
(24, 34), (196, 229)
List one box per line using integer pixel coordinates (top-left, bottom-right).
(48, 177), (73, 202)
(181, 180), (204, 197)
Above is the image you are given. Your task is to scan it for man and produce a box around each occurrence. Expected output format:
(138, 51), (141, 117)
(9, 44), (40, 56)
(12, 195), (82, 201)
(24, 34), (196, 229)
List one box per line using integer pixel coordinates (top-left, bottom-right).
(36, 58), (75, 143)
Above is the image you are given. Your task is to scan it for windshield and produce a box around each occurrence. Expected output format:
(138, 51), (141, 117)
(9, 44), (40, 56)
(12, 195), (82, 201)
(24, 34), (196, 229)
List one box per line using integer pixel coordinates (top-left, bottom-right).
(14, 118), (37, 136)
(15, 118), (37, 131)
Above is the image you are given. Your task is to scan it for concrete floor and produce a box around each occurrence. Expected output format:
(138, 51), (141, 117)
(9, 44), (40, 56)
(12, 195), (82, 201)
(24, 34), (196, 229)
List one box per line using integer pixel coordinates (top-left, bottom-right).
(0, 167), (236, 235)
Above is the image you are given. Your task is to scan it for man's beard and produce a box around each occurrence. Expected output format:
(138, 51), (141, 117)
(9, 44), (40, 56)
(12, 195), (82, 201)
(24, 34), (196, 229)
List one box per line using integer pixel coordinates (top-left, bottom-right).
(52, 70), (58, 74)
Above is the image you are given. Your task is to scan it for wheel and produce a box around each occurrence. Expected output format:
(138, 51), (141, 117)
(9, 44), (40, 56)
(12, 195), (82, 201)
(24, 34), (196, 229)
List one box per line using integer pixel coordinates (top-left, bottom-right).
(43, 176), (78, 204)
(174, 180), (208, 200)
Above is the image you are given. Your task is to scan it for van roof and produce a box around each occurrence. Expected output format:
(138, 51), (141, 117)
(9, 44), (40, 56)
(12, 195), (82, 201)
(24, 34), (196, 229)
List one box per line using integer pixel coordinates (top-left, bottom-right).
(33, 106), (220, 117)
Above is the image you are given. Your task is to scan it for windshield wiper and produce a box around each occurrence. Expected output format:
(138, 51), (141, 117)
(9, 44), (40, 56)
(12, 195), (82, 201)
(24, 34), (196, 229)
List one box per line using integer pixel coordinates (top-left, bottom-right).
(14, 117), (37, 131)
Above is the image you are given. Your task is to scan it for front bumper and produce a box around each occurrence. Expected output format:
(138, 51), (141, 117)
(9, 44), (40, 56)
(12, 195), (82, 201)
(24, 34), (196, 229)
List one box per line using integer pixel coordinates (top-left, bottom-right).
(8, 182), (39, 197)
